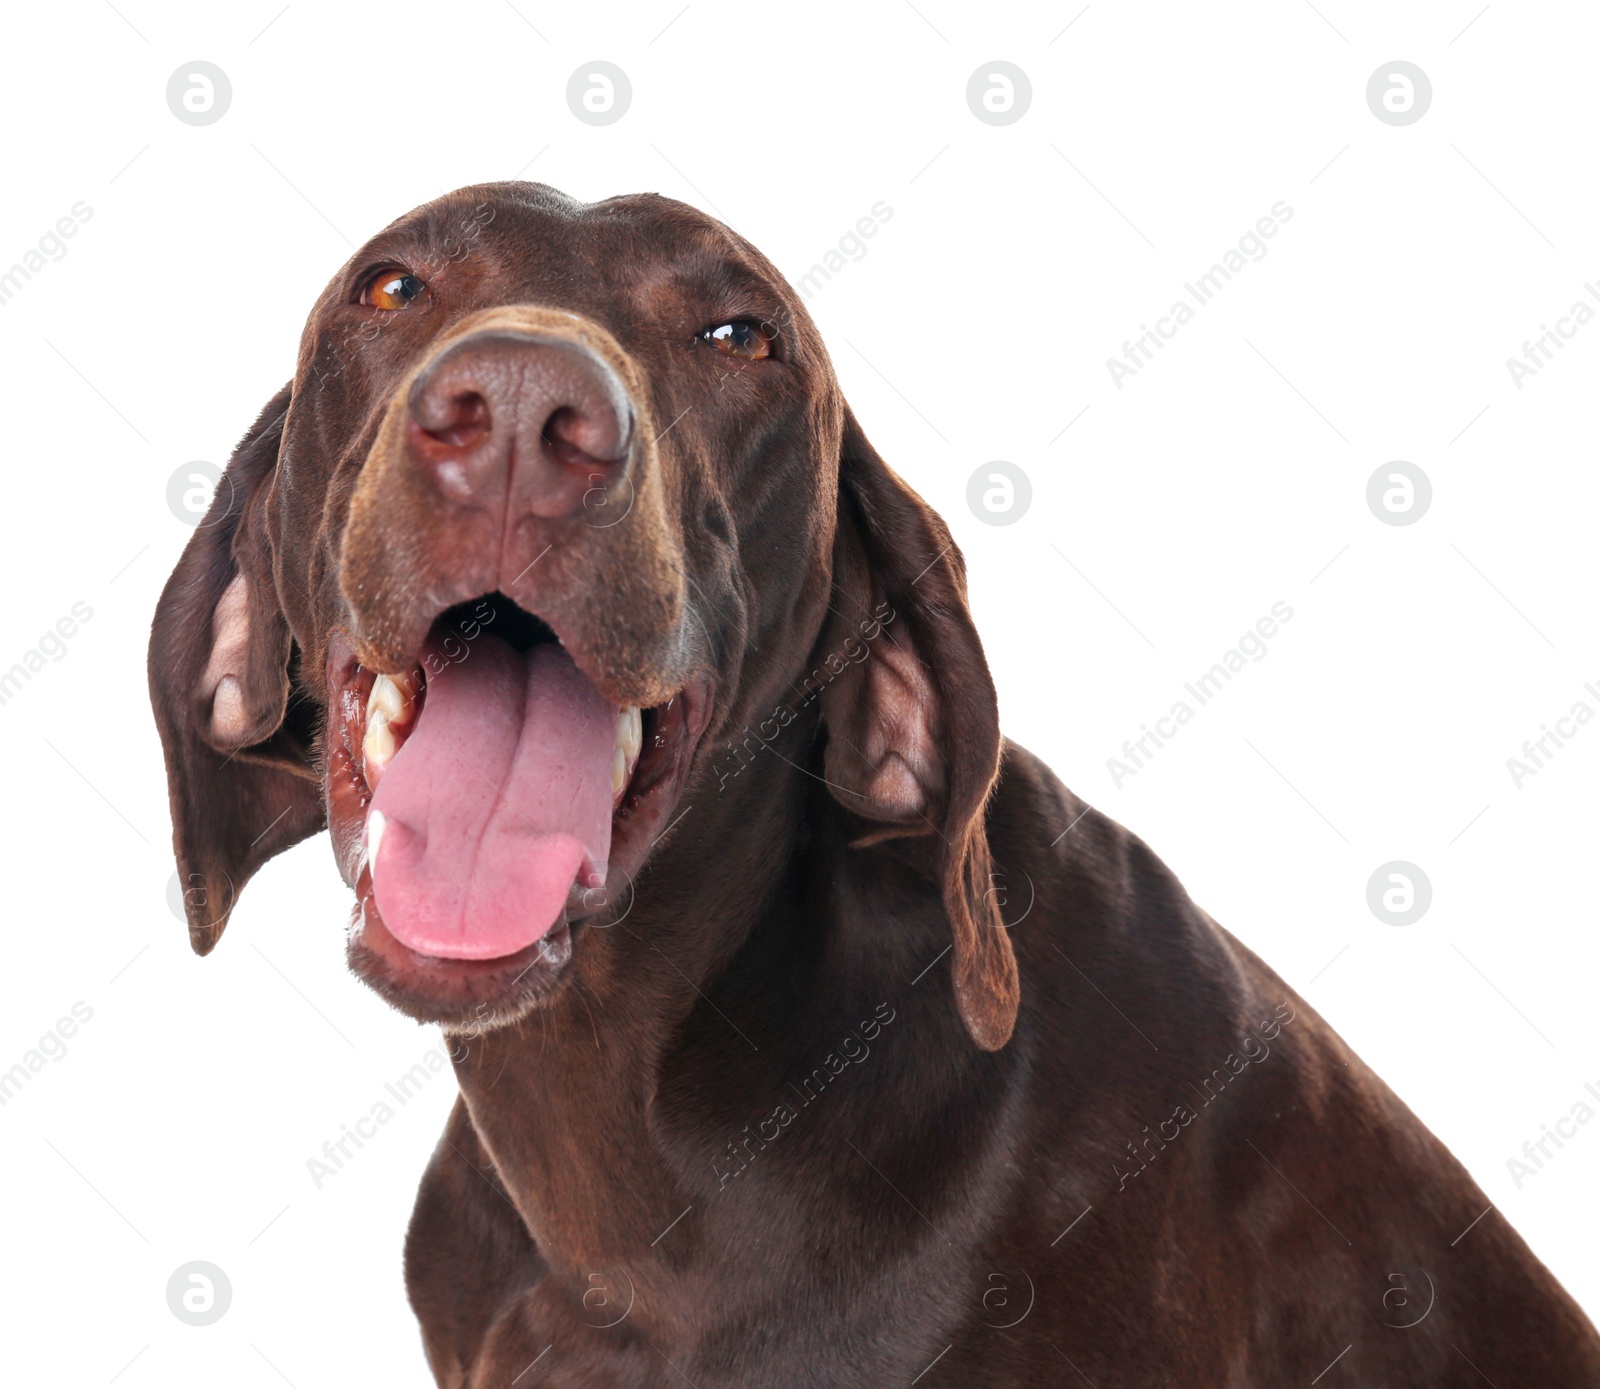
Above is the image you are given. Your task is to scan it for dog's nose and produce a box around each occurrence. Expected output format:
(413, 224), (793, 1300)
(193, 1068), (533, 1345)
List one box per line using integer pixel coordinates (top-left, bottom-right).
(405, 332), (634, 520)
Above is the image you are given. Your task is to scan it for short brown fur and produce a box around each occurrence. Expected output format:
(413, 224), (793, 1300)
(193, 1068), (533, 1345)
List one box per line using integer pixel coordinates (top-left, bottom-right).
(149, 184), (1599, 1386)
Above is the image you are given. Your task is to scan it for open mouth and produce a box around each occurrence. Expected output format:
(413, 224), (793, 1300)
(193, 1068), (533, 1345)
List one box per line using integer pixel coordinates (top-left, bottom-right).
(324, 592), (710, 1025)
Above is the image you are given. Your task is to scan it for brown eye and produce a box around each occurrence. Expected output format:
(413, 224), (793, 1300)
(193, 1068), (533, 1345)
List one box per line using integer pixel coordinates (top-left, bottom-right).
(701, 320), (773, 361)
(362, 270), (426, 310)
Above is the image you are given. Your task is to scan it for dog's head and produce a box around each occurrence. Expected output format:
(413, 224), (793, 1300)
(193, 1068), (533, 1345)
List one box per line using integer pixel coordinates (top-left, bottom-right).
(148, 182), (1018, 1049)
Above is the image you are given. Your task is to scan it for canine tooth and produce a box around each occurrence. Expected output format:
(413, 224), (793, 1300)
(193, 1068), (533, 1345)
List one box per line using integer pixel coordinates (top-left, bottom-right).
(366, 810), (387, 880)
(612, 745), (629, 797)
(364, 708), (396, 771)
(368, 672), (410, 725)
(617, 705), (642, 761)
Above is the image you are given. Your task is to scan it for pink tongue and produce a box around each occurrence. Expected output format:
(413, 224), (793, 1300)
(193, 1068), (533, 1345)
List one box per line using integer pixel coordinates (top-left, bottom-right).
(368, 633), (618, 960)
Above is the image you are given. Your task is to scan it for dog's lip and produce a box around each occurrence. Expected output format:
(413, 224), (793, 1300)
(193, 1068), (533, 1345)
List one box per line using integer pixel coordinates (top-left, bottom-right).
(329, 602), (680, 710)
(323, 617), (714, 1017)
(321, 626), (715, 846)
(349, 886), (577, 1024)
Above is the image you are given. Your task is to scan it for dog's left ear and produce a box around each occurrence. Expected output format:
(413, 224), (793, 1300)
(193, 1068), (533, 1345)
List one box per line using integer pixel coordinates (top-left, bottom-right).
(818, 409), (1018, 1050)
(148, 385), (325, 955)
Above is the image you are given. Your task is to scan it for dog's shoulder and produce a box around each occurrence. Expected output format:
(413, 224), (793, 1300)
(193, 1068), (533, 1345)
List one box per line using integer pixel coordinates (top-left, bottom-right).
(988, 738), (1326, 1086)
(989, 737), (1248, 988)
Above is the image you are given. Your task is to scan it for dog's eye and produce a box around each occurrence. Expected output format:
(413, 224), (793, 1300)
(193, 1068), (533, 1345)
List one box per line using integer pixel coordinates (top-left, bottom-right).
(362, 270), (427, 311)
(701, 320), (773, 361)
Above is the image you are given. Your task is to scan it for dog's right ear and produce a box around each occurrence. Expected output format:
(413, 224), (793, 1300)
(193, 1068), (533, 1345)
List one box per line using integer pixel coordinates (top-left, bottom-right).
(148, 384), (325, 955)
(817, 410), (1018, 1051)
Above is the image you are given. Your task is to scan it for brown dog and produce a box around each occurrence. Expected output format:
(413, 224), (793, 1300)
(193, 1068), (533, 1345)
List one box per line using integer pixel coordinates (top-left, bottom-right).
(149, 183), (1599, 1386)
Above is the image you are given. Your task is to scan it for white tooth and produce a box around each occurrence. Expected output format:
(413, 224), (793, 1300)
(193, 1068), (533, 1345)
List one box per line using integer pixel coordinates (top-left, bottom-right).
(364, 708), (396, 772)
(366, 810), (387, 881)
(612, 744), (628, 797)
(368, 673), (409, 725)
(616, 705), (642, 762)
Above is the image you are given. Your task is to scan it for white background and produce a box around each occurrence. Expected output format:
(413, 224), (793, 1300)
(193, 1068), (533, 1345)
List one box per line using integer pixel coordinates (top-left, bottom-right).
(1, 1), (1596, 1382)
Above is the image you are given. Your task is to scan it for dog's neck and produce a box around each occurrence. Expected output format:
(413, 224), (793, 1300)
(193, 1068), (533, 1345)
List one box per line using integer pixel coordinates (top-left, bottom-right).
(446, 708), (823, 1268)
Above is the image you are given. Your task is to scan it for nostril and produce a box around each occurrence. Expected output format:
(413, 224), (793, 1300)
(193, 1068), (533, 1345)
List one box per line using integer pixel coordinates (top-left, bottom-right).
(417, 389), (491, 450)
(541, 405), (627, 469)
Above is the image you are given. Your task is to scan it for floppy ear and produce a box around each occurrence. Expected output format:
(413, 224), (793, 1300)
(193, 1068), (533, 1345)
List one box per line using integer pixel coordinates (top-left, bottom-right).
(148, 385), (325, 955)
(818, 409), (1018, 1050)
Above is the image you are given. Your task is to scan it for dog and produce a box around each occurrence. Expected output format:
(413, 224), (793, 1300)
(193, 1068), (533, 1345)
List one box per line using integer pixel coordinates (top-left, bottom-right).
(149, 183), (1600, 1386)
